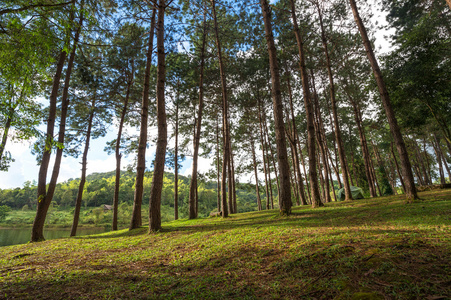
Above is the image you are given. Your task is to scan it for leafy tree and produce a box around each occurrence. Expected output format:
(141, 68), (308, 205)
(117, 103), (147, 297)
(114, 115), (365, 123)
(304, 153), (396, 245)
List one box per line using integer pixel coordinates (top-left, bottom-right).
(0, 205), (11, 222)
(382, 0), (451, 151)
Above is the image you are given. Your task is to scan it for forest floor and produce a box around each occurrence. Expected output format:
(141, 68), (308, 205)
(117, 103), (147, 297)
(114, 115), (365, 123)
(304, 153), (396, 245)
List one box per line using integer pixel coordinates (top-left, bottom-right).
(0, 190), (450, 299)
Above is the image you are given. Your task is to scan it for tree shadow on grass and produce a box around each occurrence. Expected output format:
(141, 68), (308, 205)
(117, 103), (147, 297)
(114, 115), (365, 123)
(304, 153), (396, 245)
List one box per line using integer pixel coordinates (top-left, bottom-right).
(76, 194), (450, 241)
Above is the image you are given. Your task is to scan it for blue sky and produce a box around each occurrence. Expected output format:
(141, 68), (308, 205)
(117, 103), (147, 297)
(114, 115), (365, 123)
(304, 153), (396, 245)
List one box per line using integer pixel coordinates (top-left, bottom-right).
(0, 130), (202, 189)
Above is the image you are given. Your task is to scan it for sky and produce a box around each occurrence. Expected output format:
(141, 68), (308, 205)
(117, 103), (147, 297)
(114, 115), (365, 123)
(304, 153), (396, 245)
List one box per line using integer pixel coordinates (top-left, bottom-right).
(0, 0), (394, 190)
(0, 127), (217, 189)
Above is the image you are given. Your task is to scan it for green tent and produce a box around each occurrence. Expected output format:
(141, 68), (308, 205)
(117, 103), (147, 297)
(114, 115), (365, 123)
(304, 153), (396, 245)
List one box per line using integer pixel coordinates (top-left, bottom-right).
(336, 186), (364, 201)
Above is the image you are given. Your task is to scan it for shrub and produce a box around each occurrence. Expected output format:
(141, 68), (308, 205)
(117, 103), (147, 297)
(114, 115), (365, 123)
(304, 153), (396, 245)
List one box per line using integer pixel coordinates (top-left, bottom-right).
(0, 205), (11, 222)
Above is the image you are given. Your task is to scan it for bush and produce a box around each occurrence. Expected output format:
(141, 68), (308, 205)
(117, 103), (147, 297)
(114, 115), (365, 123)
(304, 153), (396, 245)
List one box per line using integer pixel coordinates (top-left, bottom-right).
(0, 205), (11, 222)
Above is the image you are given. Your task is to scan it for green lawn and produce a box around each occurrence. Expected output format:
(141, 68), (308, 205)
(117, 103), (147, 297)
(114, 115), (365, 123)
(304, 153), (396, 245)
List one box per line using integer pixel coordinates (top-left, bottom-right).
(1, 190), (450, 299)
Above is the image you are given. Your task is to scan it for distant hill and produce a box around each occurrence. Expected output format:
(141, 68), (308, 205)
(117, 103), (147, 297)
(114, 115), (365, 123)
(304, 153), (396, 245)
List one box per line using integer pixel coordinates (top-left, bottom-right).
(0, 170), (265, 220)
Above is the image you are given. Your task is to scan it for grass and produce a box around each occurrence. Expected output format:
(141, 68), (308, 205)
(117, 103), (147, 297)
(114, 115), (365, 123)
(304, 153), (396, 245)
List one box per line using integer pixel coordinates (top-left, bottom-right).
(0, 189), (450, 299)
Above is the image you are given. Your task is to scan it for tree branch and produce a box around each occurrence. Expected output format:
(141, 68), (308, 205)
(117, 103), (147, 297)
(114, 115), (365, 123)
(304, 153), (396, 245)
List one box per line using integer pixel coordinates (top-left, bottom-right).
(0, 0), (74, 16)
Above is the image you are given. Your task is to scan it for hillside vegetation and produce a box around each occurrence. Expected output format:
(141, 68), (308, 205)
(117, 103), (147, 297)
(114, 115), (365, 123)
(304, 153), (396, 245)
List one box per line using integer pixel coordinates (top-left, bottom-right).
(0, 171), (261, 227)
(1, 190), (450, 299)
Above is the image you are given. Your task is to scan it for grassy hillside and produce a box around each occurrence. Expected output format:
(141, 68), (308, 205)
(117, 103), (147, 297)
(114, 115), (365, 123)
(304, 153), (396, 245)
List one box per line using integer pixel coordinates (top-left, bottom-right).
(0, 171), (263, 225)
(1, 190), (450, 299)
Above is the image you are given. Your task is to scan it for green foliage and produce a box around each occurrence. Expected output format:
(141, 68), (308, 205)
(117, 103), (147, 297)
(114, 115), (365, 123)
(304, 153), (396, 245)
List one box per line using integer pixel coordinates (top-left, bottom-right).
(0, 170), (261, 225)
(382, 0), (451, 140)
(0, 205), (11, 222)
(377, 167), (394, 196)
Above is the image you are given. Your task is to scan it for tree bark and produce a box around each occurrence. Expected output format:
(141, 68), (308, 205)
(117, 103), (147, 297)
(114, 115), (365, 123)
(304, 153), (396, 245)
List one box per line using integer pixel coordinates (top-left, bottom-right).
(289, 145), (300, 206)
(311, 83), (331, 203)
(211, 0), (229, 218)
(113, 66), (133, 231)
(130, 7), (156, 230)
(149, 0), (167, 232)
(369, 151), (382, 196)
(260, 0), (292, 215)
(188, 4), (207, 219)
(391, 142), (406, 193)
(216, 116), (221, 212)
(71, 98), (95, 237)
(258, 99), (273, 209)
(0, 0), (74, 16)
(433, 134), (446, 184)
(285, 70), (307, 205)
(423, 138), (433, 183)
(288, 0), (322, 207)
(316, 3), (353, 200)
(174, 103), (179, 220)
(435, 135), (451, 181)
(349, 0), (418, 201)
(49, 0), (83, 225)
(31, 7), (75, 242)
(345, 90), (377, 197)
(263, 109), (280, 208)
(227, 157), (233, 214)
(413, 139), (430, 185)
(251, 137), (262, 210)
(0, 105), (16, 163)
(297, 132), (311, 204)
(230, 147), (237, 213)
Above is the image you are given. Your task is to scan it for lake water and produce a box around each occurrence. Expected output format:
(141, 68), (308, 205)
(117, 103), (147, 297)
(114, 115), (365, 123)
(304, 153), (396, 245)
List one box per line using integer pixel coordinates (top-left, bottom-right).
(0, 227), (110, 247)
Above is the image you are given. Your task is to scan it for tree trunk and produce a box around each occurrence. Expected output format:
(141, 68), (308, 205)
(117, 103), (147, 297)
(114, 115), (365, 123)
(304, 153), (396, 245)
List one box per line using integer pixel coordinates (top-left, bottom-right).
(260, 0), (292, 215)
(369, 152), (382, 196)
(297, 132), (311, 204)
(311, 87), (331, 203)
(289, 147), (300, 206)
(113, 68), (132, 231)
(328, 154), (338, 201)
(288, 0), (322, 208)
(349, 151), (355, 186)
(258, 99), (273, 209)
(31, 7), (75, 242)
(0, 105), (16, 163)
(227, 157), (233, 214)
(71, 98), (95, 237)
(211, 0), (229, 218)
(316, 150), (325, 202)
(325, 102), (343, 190)
(263, 110), (280, 208)
(216, 116), (221, 212)
(174, 103), (179, 220)
(251, 137), (262, 210)
(188, 6), (207, 219)
(423, 138), (433, 183)
(433, 134), (446, 185)
(414, 140), (431, 185)
(0, 79), (28, 164)
(38, 7), (83, 238)
(130, 8), (156, 230)
(435, 135), (451, 181)
(391, 142), (406, 193)
(387, 159), (398, 195)
(316, 3), (352, 200)
(349, 0), (418, 201)
(231, 147), (237, 213)
(285, 70), (307, 205)
(346, 91), (377, 197)
(149, 0), (167, 232)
